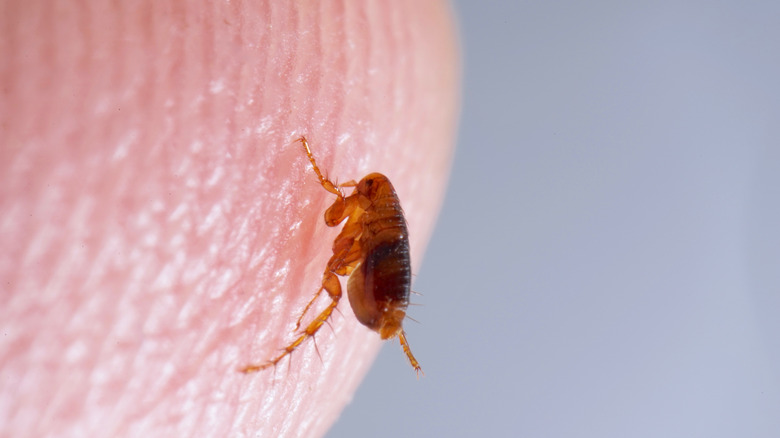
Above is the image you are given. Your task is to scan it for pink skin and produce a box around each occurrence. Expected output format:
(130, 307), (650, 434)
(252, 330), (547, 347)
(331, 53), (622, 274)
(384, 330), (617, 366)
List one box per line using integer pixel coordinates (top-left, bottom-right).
(1, 2), (458, 437)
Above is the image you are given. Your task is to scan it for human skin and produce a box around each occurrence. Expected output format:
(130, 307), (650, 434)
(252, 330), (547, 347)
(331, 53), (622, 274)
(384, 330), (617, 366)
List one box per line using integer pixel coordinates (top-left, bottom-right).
(0, 1), (459, 437)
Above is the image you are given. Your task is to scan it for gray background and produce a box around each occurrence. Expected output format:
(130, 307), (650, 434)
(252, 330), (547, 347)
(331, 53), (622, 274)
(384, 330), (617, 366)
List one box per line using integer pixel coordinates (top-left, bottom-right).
(329, 1), (780, 437)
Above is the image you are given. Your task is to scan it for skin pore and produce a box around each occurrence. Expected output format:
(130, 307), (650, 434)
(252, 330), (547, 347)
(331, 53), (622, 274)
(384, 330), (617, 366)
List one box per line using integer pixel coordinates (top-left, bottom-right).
(1, 1), (458, 437)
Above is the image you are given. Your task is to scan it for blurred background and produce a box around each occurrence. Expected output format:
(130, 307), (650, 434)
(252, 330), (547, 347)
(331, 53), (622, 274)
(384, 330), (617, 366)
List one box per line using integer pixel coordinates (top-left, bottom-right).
(329, 1), (780, 437)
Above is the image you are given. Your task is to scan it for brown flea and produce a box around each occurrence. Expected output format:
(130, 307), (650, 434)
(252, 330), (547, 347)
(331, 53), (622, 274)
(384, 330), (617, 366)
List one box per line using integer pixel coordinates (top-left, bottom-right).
(240, 136), (422, 376)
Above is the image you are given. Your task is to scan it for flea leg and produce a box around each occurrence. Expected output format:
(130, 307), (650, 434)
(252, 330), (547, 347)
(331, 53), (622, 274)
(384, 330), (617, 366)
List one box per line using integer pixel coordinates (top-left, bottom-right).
(399, 331), (423, 378)
(294, 203), (363, 330)
(297, 136), (343, 197)
(241, 250), (363, 373)
(240, 272), (343, 373)
(241, 211), (364, 373)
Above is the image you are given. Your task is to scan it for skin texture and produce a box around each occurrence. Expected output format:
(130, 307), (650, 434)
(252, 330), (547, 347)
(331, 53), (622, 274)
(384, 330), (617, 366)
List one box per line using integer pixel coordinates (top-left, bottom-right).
(0, 2), (459, 437)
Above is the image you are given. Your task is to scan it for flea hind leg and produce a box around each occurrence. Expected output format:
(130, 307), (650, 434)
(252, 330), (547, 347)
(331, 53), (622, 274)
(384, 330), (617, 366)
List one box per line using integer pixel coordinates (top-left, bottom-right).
(239, 272), (343, 373)
(240, 222), (364, 373)
(294, 201), (363, 330)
